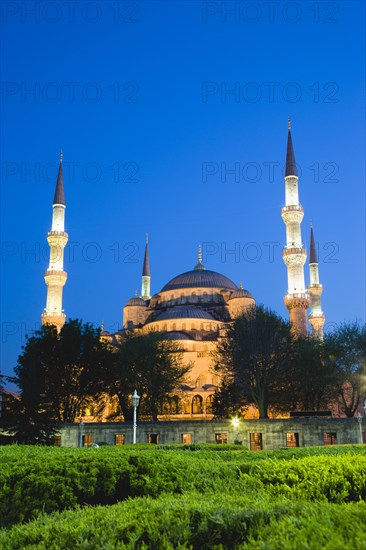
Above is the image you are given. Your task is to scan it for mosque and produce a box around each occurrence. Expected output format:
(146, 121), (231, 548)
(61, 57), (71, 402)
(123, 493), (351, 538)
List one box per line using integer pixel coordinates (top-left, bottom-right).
(41, 121), (325, 420)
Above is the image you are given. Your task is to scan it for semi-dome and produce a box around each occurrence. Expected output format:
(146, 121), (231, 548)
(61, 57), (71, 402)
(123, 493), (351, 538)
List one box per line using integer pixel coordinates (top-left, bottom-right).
(229, 288), (254, 300)
(125, 296), (146, 306)
(161, 269), (238, 292)
(151, 306), (215, 322)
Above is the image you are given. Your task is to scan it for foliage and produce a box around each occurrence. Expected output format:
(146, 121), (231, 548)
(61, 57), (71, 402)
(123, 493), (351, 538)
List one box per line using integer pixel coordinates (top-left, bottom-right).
(287, 335), (339, 411)
(111, 330), (190, 421)
(212, 305), (293, 418)
(1, 445), (366, 549)
(325, 321), (366, 417)
(1, 444), (366, 530)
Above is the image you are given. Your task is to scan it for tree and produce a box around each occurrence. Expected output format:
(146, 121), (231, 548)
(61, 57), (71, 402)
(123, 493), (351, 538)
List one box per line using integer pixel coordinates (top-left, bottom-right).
(212, 305), (293, 418)
(286, 336), (338, 412)
(325, 321), (366, 417)
(10, 319), (114, 442)
(111, 330), (190, 421)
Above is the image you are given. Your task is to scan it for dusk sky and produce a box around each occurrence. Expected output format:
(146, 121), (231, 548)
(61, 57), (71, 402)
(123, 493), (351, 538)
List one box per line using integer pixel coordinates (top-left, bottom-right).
(1, 1), (365, 383)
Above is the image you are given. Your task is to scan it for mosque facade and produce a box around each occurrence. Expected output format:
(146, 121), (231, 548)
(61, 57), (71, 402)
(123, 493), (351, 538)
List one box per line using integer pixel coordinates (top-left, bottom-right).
(41, 122), (325, 420)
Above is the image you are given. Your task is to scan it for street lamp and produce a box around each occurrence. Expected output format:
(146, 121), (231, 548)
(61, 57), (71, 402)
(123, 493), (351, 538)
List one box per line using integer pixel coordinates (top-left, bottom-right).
(132, 389), (140, 444)
(79, 420), (84, 448)
(232, 416), (240, 444)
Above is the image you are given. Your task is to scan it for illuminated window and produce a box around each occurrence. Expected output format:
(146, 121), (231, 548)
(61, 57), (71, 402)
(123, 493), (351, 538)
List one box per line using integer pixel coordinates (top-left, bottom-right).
(324, 432), (337, 445)
(115, 434), (125, 446)
(215, 433), (227, 444)
(147, 433), (159, 444)
(192, 395), (203, 414)
(286, 432), (299, 448)
(206, 395), (213, 414)
(83, 434), (92, 447)
(250, 432), (262, 451)
(54, 435), (62, 446)
(170, 396), (180, 415)
(181, 433), (192, 444)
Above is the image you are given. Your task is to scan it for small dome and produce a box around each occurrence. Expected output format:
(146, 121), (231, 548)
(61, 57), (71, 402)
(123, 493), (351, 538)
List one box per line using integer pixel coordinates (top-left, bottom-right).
(126, 296), (146, 307)
(166, 331), (191, 340)
(150, 306), (215, 322)
(229, 289), (254, 300)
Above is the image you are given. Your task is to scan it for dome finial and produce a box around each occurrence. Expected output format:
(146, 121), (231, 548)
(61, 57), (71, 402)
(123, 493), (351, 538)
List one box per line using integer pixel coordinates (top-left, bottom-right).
(194, 244), (205, 271)
(240, 280), (243, 289)
(288, 117), (291, 130)
(101, 320), (105, 331)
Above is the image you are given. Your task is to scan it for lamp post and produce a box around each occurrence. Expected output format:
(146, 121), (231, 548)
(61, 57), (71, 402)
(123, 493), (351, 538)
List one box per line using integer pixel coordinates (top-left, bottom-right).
(232, 417), (240, 444)
(79, 420), (84, 448)
(132, 389), (140, 444)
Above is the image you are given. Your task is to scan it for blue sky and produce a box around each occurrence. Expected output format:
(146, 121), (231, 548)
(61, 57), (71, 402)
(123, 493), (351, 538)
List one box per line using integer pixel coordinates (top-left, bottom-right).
(1, 0), (365, 382)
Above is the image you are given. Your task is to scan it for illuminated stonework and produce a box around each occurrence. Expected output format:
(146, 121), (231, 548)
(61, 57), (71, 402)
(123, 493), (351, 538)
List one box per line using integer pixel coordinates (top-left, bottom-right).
(101, 249), (255, 420)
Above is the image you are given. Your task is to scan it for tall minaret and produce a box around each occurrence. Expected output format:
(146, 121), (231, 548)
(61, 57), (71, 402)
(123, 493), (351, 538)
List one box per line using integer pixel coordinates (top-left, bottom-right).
(308, 222), (325, 338)
(41, 150), (68, 331)
(141, 234), (151, 300)
(281, 119), (310, 335)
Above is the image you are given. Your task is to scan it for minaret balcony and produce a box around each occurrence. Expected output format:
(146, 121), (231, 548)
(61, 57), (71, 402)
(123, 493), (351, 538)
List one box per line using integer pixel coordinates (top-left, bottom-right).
(282, 247), (307, 265)
(281, 205), (304, 224)
(284, 293), (310, 310)
(47, 231), (68, 247)
(44, 270), (67, 285)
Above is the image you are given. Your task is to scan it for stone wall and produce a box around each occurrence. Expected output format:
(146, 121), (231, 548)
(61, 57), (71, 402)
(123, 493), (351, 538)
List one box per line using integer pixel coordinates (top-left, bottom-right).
(58, 417), (365, 449)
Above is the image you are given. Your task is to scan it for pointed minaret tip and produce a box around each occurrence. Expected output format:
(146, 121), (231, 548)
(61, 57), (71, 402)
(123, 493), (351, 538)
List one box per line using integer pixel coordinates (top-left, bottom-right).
(285, 119), (298, 177)
(53, 151), (66, 206)
(146, 232), (148, 245)
(142, 236), (150, 277)
(239, 280), (243, 289)
(309, 223), (318, 264)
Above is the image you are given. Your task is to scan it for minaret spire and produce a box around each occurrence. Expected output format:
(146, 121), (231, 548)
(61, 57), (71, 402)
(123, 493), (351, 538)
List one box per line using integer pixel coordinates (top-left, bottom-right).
(41, 151), (68, 331)
(281, 121), (310, 335)
(308, 222), (325, 338)
(141, 234), (151, 300)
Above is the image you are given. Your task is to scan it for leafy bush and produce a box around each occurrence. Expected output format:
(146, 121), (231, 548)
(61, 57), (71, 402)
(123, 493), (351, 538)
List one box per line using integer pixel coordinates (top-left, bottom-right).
(0, 493), (365, 549)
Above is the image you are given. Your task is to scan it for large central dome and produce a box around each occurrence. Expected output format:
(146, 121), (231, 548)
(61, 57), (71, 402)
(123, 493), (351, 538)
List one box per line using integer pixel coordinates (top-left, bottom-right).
(161, 268), (238, 292)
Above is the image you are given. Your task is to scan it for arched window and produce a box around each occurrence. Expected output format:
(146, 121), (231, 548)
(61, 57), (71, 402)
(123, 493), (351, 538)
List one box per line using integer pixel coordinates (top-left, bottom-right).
(206, 395), (213, 414)
(170, 395), (180, 415)
(184, 399), (190, 414)
(182, 323), (186, 330)
(172, 323), (176, 331)
(192, 395), (203, 414)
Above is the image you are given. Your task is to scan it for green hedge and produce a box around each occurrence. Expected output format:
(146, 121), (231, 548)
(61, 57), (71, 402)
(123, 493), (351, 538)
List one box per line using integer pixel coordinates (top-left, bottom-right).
(1, 493), (365, 549)
(1, 445), (366, 529)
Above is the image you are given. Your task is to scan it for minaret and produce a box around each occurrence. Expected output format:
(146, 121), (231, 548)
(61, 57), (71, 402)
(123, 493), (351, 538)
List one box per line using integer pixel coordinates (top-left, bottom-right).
(41, 150), (68, 331)
(281, 119), (310, 335)
(141, 234), (151, 300)
(308, 222), (325, 338)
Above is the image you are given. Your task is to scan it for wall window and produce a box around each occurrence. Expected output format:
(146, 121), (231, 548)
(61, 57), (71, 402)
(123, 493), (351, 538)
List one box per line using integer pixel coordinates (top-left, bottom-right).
(206, 395), (213, 414)
(215, 433), (227, 444)
(181, 433), (193, 444)
(192, 395), (203, 414)
(286, 432), (299, 448)
(170, 396), (180, 415)
(83, 434), (92, 447)
(115, 434), (125, 446)
(250, 432), (263, 451)
(324, 432), (337, 445)
(147, 433), (159, 444)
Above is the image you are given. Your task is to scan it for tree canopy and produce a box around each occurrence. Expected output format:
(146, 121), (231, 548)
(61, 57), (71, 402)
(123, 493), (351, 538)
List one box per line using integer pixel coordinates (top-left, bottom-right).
(6, 319), (114, 442)
(110, 330), (190, 421)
